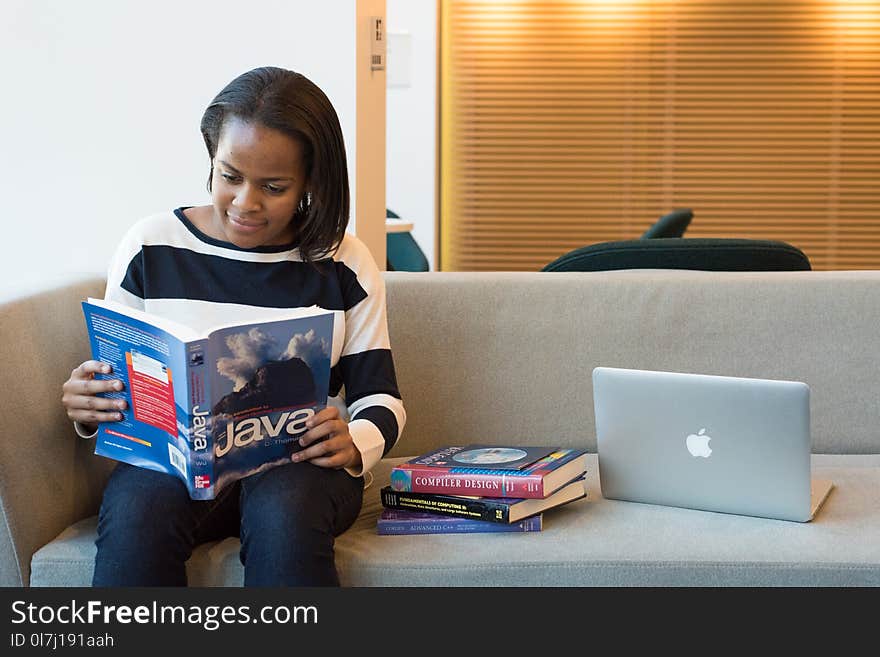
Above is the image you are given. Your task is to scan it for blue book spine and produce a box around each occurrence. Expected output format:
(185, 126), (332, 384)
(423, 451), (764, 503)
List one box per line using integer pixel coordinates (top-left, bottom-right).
(182, 338), (214, 500)
(377, 510), (542, 535)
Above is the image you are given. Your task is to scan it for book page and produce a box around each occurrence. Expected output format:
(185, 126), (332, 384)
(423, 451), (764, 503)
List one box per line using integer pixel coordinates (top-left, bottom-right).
(86, 297), (201, 342)
(204, 304), (335, 339)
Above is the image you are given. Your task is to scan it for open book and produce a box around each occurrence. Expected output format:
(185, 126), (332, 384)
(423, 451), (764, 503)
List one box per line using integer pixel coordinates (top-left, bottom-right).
(81, 298), (334, 500)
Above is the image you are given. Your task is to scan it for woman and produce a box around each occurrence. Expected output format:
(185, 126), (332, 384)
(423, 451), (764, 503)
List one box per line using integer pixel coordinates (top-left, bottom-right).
(61, 66), (405, 586)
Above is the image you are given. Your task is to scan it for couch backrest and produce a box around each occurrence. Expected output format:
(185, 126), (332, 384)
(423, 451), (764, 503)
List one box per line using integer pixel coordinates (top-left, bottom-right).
(0, 276), (112, 585)
(384, 270), (880, 456)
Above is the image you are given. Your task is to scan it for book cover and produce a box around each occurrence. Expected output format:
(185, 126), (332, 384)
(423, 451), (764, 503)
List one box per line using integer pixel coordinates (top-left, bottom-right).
(406, 444), (556, 470)
(389, 446), (588, 498)
(380, 476), (587, 523)
(376, 509), (543, 535)
(81, 298), (334, 500)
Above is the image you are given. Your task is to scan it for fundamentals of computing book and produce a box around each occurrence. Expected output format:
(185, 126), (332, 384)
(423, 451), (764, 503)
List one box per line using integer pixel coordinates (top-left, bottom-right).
(389, 446), (588, 498)
(81, 297), (334, 500)
(380, 476), (587, 523)
(376, 509), (543, 535)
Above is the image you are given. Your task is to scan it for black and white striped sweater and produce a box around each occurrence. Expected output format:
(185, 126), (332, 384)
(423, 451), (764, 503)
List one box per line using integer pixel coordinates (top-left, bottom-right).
(93, 207), (405, 476)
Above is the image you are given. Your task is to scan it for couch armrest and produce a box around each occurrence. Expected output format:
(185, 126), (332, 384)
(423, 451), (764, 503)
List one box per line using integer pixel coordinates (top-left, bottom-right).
(0, 277), (113, 586)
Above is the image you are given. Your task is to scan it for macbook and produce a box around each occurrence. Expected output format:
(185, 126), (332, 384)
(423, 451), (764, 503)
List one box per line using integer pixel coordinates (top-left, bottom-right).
(592, 367), (833, 522)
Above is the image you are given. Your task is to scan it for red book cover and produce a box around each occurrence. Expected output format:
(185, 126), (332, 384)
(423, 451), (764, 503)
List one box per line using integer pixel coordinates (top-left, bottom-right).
(389, 447), (587, 498)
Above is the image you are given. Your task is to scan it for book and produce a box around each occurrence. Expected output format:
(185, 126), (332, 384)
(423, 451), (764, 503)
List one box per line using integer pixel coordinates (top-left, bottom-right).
(376, 509), (543, 535)
(404, 444), (557, 470)
(389, 445), (588, 499)
(81, 297), (335, 500)
(380, 476), (587, 523)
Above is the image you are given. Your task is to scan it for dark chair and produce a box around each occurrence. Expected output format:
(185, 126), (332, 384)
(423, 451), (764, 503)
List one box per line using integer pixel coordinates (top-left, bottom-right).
(641, 208), (694, 238)
(386, 209), (429, 272)
(541, 237), (811, 272)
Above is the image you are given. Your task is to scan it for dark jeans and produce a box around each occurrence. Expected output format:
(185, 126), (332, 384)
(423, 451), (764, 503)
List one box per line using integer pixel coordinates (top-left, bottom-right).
(92, 461), (364, 587)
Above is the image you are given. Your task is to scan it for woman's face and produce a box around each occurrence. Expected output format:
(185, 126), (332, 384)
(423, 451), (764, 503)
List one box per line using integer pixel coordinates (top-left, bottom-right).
(210, 117), (307, 249)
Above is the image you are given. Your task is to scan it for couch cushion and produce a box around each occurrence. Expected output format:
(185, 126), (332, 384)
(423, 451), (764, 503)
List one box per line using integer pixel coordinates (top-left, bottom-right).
(30, 454), (880, 587)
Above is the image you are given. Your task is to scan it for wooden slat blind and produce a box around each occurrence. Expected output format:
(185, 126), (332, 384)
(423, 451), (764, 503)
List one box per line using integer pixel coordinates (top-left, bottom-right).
(440, 0), (880, 271)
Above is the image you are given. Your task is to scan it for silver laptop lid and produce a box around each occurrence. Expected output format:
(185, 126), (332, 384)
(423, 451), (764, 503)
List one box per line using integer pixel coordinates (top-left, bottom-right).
(593, 367), (814, 522)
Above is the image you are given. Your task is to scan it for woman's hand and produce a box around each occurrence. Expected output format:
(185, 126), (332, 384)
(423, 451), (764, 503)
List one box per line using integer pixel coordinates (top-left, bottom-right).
(61, 360), (127, 435)
(292, 406), (361, 470)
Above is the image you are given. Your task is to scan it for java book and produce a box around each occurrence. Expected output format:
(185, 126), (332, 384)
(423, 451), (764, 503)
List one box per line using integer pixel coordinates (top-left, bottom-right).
(83, 298), (334, 500)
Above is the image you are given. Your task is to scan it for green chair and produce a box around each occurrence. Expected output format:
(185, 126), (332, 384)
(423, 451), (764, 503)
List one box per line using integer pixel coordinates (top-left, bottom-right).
(541, 237), (811, 272)
(641, 208), (693, 238)
(541, 207), (810, 272)
(386, 209), (429, 272)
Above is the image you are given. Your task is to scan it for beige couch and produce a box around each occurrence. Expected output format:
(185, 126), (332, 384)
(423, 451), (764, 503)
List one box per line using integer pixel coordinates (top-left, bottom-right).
(2, 270), (879, 586)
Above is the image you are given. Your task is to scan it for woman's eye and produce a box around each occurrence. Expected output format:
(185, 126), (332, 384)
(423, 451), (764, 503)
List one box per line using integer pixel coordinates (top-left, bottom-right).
(265, 185), (286, 194)
(221, 173), (240, 183)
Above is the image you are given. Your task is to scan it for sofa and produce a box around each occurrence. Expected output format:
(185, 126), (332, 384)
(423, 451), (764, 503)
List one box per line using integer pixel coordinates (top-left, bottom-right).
(2, 270), (879, 587)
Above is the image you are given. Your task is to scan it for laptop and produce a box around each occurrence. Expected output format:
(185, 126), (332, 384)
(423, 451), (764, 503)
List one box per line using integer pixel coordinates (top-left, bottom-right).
(592, 367), (834, 522)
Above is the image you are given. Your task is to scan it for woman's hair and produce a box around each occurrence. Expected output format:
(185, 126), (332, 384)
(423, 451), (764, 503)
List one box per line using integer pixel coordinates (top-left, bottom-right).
(200, 66), (349, 261)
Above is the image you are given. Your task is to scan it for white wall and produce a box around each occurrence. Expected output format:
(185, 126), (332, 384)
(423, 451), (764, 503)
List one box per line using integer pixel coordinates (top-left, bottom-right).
(386, 0), (437, 269)
(0, 0), (366, 295)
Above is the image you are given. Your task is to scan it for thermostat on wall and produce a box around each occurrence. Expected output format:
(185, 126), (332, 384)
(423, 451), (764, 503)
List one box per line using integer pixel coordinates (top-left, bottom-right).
(371, 16), (385, 71)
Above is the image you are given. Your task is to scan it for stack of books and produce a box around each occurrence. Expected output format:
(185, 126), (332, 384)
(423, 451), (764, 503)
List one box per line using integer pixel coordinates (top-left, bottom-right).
(377, 445), (588, 535)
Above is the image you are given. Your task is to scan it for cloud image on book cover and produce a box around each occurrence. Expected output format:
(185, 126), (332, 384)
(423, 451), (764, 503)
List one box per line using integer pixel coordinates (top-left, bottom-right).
(206, 323), (331, 493)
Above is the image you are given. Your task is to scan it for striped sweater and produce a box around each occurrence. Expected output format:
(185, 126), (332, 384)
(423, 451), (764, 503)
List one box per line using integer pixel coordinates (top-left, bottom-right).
(94, 207), (405, 476)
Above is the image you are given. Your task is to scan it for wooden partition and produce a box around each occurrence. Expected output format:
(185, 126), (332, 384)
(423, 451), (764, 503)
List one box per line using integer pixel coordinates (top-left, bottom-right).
(440, 0), (880, 271)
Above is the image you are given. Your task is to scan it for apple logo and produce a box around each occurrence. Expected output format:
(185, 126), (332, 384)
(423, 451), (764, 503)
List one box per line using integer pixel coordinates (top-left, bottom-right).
(686, 428), (712, 458)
